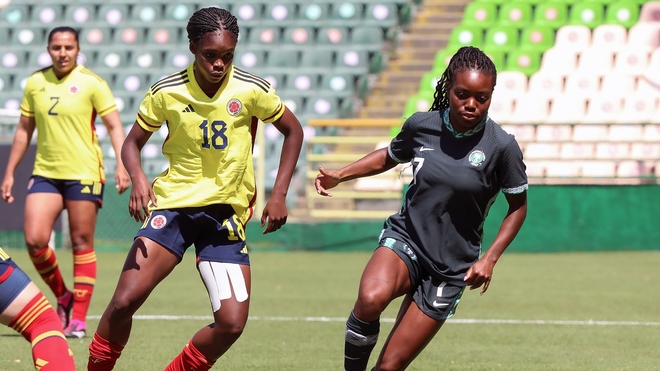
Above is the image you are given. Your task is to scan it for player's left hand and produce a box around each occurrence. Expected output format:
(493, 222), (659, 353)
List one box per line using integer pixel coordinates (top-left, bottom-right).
(464, 258), (495, 295)
(261, 196), (287, 234)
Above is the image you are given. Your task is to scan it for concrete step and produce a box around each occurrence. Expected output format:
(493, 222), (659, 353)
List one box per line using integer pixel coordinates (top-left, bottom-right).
(359, 106), (405, 119)
(395, 47), (446, 62)
(399, 34), (450, 50)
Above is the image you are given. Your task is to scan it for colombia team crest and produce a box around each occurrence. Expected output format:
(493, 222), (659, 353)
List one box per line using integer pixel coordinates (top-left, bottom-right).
(150, 215), (167, 229)
(68, 85), (79, 94)
(227, 98), (242, 116)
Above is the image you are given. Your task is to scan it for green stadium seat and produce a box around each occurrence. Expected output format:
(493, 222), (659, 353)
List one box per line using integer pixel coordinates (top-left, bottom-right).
(163, 50), (193, 71)
(113, 72), (152, 93)
(304, 94), (341, 119)
(233, 48), (267, 73)
(336, 49), (379, 74)
(268, 49), (300, 73)
(605, 0), (641, 28)
(364, 3), (399, 27)
(320, 73), (356, 98)
(128, 49), (164, 71)
(162, 4), (196, 25)
(497, 2), (533, 27)
(505, 49), (541, 77)
(402, 93), (433, 119)
(484, 25), (520, 52)
(520, 25), (555, 53)
(10, 27), (46, 47)
(113, 91), (139, 124)
(569, 2), (605, 29)
(448, 25), (485, 49)
(533, 1), (569, 29)
(0, 3), (29, 24)
(0, 73), (14, 93)
(298, 2), (331, 25)
(0, 47), (30, 72)
(317, 26), (350, 48)
(64, 4), (96, 25)
(482, 48), (506, 70)
(234, 3), (264, 27)
(95, 49), (131, 71)
(350, 26), (385, 52)
(330, 2), (363, 26)
(246, 26), (281, 47)
(113, 26), (147, 46)
(79, 27), (114, 46)
(97, 4), (130, 26)
(432, 47), (457, 71)
(299, 49), (335, 73)
(146, 26), (182, 46)
(263, 3), (297, 23)
(130, 3), (163, 24)
(0, 92), (22, 111)
(418, 70), (442, 95)
(261, 73), (286, 91)
(287, 72), (320, 93)
(25, 48), (54, 70)
(31, 4), (65, 26)
(281, 26), (315, 48)
(462, 2), (498, 27)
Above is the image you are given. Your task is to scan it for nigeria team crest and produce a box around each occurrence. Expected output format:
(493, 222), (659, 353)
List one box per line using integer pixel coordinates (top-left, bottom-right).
(468, 150), (485, 166)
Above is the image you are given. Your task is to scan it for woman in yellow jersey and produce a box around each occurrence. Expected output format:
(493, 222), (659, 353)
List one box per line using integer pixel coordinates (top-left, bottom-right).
(88, 7), (304, 371)
(0, 27), (130, 339)
(0, 247), (75, 370)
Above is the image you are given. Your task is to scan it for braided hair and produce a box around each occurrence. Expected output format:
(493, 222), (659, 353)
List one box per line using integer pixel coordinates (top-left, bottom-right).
(186, 7), (239, 45)
(429, 46), (497, 112)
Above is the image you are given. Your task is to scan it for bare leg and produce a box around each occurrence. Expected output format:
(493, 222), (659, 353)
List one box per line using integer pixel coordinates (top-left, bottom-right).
(95, 237), (180, 347)
(375, 295), (445, 371)
(345, 247), (411, 371)
(24, 193), (62, 255)
(193, 264), (251, 360)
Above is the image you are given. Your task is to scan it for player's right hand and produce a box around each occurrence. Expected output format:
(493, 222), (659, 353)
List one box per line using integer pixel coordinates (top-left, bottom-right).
(314, 166), (340, 197)
(127, 175), (157, 222)
(1, 176), (14, 203)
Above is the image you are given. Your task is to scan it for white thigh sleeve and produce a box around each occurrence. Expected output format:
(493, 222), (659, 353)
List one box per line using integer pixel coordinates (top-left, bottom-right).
(198, 261), (249, 312)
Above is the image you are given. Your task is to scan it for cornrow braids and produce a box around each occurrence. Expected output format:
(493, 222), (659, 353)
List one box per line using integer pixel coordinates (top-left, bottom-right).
(186, 7), (240, 44)
(429, 46), (497, 112)
(48, 26), (79, 45)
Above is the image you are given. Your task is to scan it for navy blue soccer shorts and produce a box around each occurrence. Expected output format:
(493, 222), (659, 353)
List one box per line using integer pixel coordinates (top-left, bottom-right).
(136, 204), (250, 265)
(0, 249), (32, 313)
(378, 232), (465, 321)
(28, 175), (105, 207)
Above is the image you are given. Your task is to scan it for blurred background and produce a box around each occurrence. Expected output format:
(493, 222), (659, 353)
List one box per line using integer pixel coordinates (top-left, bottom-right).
(1, 0), (659, 253)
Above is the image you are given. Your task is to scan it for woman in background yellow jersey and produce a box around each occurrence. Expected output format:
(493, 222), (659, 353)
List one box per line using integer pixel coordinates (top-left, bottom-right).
(1, 26), (130, 339)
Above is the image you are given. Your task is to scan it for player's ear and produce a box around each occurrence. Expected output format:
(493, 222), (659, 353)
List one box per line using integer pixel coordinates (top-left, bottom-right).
(189, 42), (196, 55)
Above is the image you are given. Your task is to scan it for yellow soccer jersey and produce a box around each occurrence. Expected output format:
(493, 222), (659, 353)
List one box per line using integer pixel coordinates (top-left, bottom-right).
(136, 64), (285, 224)
(20, 64), (117, 182)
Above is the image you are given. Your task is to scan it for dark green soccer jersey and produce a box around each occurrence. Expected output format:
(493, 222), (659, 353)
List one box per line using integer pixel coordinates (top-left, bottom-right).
(383, 110), (527, 285)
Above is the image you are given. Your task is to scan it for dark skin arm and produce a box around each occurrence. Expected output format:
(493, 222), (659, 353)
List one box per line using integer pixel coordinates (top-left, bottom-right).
(121, 122), (156, 222)
(262, 107), (304, 234)
(464, 191), (527, 294)
(314, 147), (399, 196)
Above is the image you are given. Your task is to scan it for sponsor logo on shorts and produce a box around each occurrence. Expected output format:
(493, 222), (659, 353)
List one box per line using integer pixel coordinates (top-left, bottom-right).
(150, 215), (167, 229)
(400, 244), (417, 261)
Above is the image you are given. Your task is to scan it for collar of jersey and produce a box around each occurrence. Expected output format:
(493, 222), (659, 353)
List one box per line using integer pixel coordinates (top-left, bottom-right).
(442, 109), (487, 138)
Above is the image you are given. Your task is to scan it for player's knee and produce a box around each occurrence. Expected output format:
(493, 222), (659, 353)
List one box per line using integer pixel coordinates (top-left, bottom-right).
(356, 291), (389, 317)
(24, 238), (50, 253)
(107, 293), (141, 320)
(213, 319), (246, 341)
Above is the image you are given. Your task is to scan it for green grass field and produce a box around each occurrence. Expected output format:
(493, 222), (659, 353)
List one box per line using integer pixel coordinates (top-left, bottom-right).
(0, 248), (659, 370)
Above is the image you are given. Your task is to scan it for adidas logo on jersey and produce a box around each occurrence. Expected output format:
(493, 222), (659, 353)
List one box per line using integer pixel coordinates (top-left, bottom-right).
(182, 104), (195, 113)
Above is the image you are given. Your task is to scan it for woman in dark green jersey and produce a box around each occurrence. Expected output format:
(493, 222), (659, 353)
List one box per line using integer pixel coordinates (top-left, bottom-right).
(316, 46), (528, 371)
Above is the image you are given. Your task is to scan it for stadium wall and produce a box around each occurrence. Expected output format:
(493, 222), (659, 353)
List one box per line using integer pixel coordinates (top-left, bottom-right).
(90, 183), (659, 253)
(1, 155), (658, 253)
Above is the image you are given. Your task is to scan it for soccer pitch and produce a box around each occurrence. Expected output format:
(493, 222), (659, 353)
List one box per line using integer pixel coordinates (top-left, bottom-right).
(0, 249), (659, 370)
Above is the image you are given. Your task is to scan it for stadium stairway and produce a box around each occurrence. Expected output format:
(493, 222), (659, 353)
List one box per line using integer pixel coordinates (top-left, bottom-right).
(358, 0), (469, 124)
